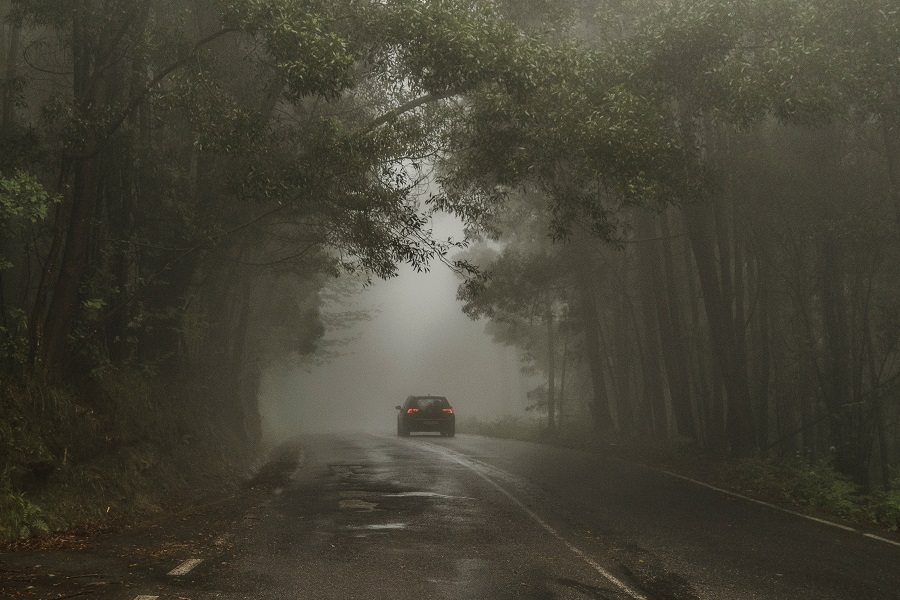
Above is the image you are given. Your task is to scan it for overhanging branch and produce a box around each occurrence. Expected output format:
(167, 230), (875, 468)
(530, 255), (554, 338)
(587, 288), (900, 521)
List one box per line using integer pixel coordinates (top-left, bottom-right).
(362, 89), (458, 135)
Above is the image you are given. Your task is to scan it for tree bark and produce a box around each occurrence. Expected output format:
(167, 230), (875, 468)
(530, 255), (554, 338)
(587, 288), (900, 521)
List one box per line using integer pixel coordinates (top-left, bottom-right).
(634, 210), (668, 438)
(1, 0), (19, 136)
(751, 249), (772, 456)
(546, 306), (556, 434)
(575, 257), (615, 433)
(38, 151), (100, 373)
(821, 234), (856, 479)
(882, 115), (900, 244)
(682, 199), (756, 456)
(657, 210), (697, 439)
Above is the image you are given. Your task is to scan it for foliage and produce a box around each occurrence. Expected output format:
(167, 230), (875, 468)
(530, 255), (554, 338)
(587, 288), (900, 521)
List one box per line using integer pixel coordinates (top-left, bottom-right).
(0, 489), (50, 539)
(869, 486), (900, 531)
(0, 171), (55, 224)
(0, 370), (254, 542)
(786, 460), (863, 517)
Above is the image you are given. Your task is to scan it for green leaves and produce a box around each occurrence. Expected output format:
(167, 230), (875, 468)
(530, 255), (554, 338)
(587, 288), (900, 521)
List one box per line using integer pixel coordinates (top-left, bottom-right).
(224, 0), (357, 100)
(0, 171), (57, 226)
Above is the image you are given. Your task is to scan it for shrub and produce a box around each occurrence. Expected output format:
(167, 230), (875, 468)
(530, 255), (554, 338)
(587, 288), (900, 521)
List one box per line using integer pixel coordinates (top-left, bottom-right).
(0, 490), (50, 539)
(869, 483), (900, 531)
(786, 460), (862, 517)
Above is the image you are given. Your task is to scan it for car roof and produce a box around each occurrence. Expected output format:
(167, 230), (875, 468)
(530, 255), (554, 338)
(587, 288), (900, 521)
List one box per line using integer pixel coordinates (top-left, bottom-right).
(405, 395), (450, 403)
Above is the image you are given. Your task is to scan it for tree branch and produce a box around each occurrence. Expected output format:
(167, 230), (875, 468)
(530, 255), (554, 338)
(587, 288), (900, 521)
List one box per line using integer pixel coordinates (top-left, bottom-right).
(73, 27), (240, 159)
(361, 89), (458, 135)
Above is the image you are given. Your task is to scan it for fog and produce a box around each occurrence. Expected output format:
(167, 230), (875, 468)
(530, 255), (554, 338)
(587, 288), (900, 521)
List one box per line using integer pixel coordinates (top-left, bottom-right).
(259, 215), (531, 440)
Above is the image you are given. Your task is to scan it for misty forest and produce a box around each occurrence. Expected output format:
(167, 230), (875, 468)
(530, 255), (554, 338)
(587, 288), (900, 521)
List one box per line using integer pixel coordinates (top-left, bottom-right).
(2, 0), (900, 545)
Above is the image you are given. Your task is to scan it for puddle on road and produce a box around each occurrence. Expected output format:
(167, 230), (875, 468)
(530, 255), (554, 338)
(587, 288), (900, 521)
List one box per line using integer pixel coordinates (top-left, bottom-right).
(383, 491), (472, 500)
(338, 490), (380, 499)
(347, 523), (408, 530)
(338, 499), (379, 511)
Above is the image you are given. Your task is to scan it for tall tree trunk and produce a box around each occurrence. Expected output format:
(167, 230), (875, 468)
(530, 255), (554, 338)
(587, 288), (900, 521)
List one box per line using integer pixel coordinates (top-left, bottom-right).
(882, 115), (900, 244)
(558, 320), (569, 426)
(546, 306), (556, 434)
(35, 0), (100, 373)
(1, 0), (19, 136)
(38, 152), (100, 373)
(657, 210), (697, 439)
(634, 211), (668, 437)
(751, 248), (772, 456)
(575, 257), (615, 434)
(821, 235), (856, 479)
(680, 221), (716, 447)
(864, 323), (891, 490)
(682, 199), (756, 456)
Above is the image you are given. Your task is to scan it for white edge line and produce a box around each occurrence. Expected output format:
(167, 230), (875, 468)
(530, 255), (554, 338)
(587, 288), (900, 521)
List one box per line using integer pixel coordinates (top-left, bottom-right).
(420, 441), (647, 600)
(384, 433), (900, 551)
(659, 469), (869, 533)
(167, 558), (203, 576)
(863, 533), (900, 548)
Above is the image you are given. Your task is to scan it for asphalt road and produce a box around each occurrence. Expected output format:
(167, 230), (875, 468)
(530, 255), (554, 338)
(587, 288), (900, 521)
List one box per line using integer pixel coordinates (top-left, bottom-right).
(2, 433), (899, 599)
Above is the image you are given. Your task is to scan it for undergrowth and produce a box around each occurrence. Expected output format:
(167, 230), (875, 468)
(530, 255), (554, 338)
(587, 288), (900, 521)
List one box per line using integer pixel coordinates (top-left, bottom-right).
(0, 370), (257, 543)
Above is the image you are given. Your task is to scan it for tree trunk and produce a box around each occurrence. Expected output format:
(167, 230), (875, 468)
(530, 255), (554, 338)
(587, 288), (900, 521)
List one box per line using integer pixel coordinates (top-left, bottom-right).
(682, 199), (756, 456)
(575, 257), (615, 434)
(634, 211), (668, 438)
(680, 220), (716, 447)
(546, 306), (556, 434)
(821, 235), (856, 479)
(558, 320), (570, 426)
(1, 0), (19, 136)
(751, 249), (772, 456)
(38, 152), (100, 373)
(882, 115), (900, 244)
(657, 210), (697, 439)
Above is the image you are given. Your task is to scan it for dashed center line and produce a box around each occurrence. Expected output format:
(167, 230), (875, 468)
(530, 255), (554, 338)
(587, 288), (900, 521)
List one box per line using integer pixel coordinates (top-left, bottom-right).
(168, 558), (203, 576)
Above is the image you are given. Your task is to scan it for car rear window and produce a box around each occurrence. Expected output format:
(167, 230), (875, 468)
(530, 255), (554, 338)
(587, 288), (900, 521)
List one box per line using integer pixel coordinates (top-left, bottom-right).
(411, 397), (449, 410)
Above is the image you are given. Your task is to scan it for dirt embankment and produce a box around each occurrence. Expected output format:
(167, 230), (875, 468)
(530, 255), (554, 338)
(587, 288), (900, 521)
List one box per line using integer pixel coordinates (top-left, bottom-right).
(0, 369), (262, 545)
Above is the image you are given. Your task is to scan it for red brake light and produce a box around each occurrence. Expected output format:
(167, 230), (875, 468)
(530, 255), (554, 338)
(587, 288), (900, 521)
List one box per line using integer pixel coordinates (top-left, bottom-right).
(407, 408), (419, 413)
(442, 408), (453, 414)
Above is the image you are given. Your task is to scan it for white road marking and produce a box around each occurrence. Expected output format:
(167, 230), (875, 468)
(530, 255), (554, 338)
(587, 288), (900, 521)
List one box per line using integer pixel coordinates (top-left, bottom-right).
(348, 522), (408, 530)
(417, 441), (647, 600)
(384, 491), (473, 499)
(863, 533), (900, 548)
(398, 433), (900, 552)
(658, 469), (867, 534)
(167, 558), (203, 576)
(134, 596), (159, 600)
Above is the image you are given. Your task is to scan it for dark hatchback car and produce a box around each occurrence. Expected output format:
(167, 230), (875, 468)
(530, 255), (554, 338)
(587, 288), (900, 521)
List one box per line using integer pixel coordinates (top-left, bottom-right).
(396, 395), (455, 437)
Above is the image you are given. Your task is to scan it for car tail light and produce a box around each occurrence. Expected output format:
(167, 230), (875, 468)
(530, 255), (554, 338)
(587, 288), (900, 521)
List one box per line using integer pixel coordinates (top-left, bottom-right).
(442, 408), (453, 414)
(407, 408), (419, 413)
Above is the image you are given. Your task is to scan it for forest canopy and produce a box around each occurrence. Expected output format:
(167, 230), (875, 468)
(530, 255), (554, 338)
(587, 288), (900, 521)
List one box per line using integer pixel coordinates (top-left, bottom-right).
(0, 0), (898, 496)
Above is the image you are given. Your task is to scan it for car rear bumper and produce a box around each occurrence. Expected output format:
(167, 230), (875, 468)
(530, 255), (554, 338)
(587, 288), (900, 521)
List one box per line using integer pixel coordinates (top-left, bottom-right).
(400, 415), (455, 432)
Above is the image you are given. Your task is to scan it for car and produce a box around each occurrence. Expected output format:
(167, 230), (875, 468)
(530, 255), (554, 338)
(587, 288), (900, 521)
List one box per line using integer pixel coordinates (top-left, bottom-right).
(396, 395), (455, 437)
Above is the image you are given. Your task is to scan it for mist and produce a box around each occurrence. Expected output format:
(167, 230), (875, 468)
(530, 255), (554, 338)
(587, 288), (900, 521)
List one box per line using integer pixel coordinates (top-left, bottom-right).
(258, 214), (531, 441)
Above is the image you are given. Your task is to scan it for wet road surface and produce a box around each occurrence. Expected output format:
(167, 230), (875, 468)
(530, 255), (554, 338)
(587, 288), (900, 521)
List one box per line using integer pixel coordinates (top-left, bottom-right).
(2, 433), (899, 599)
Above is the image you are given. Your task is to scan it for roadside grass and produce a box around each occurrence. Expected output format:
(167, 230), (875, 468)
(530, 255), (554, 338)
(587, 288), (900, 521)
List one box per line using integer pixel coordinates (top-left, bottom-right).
(0, 371), (256, 545)
(457, 416), (900, 533)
